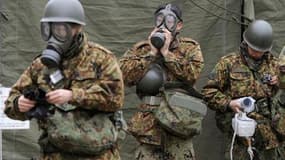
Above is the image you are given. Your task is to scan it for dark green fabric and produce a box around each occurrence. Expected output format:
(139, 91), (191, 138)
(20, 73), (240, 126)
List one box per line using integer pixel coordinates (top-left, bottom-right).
(1, 0), (285, 160)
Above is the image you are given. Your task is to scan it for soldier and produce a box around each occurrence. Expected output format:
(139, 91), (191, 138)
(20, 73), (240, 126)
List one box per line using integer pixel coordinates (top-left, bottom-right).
(202, 20), (285, 160)
(4, 0), (124, 159)
(120, 3), (205, 160)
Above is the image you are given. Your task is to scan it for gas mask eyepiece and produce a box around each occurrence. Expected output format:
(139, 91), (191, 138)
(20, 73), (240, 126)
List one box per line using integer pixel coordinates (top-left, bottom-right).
(41, 22), (73, 44)
(155, 12), (178, 32)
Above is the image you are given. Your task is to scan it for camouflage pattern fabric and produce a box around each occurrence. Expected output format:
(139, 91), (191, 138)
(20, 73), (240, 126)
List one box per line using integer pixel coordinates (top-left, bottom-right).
(154, 91), (204, 138)
(223, 137), (285, 160)
(39, 148), (120, 160)
(46, 108), (118, 155)
(272, 90), (285, 133)
(120, 37), (204, 158)
(120, 38), (204, 88)
(135, 135), (196, 160)
(4, 33), (124, 159)
(202, 50), (281, 159)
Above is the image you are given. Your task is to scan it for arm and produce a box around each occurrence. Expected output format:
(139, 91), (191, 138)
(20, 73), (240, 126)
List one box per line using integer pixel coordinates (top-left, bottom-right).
(163, 43), (204, 85)
(202, 60), (232, 112)
(70, 53), (124, 112)
(4, 60), (41, 120)
(119, 42), (158, 86)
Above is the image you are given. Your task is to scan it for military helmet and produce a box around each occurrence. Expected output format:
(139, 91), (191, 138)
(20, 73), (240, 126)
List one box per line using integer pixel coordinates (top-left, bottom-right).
(41, 0), (86, 25)
(136, 64), (165, 96)
(243, 20), (273, 52)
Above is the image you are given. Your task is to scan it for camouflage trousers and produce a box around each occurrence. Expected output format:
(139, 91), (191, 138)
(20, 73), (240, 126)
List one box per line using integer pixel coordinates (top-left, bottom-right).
(39, 148), (121, 160)
(135, 135), (196, 160)
(224, 136), (285, 160)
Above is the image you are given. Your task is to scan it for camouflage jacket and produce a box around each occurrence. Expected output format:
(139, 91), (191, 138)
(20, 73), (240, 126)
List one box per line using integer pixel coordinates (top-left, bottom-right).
(4, 33), (124, 152)
(120, 37), (204, 145)
(202, 51), (281, 149)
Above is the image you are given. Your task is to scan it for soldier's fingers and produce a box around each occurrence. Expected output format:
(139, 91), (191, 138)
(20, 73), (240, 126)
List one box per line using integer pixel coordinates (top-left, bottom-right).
(46, 96), (59, 104)
(46, 90), (57, 97)
(19, 101), (35, 108)
(270, 76), (278, 85)
(22, 98), (36, 106)
(46, 90), (62, 100)
(18, 103), (34, 112)
(19, 95), (36, 105)
(149, 28), (159, 38)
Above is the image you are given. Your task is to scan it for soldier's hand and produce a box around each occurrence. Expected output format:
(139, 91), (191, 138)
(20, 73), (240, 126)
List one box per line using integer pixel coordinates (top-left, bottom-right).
(46, 89), (72, 105)
(229, 99), (241, 113)
(269, 75), (278, 85)
(18, 95), (36, 112)
(148, 28), (159, 56)
(160, 28), (172, 57)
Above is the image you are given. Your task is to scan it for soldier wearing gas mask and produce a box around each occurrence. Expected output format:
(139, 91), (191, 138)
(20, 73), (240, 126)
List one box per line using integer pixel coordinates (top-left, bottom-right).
(4, 0), (124, 159)
(202, 20), (284, 160)
(120, 3), (204, 160)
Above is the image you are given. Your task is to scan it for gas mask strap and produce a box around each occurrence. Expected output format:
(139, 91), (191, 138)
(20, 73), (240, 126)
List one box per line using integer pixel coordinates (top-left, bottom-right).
(64, 32), (84, 59)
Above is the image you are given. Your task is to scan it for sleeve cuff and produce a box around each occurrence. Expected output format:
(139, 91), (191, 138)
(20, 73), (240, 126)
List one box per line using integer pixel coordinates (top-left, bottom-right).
(13, 96), (21, 112)
(223, 98), (232, 112)
(70, 88), (83, 104)
(163, 51), (177, 62)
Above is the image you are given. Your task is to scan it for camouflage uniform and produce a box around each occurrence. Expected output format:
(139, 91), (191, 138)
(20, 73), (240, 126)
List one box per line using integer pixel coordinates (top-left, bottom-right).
(4, 34), (124, 160)
(120, 37), (204, 160)
(202, 46), (284, 159)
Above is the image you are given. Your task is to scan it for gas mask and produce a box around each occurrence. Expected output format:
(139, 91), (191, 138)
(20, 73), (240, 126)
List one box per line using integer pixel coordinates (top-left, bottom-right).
(40, 22), (78, 87)
(40, 22), (76, 67)
(150, 4), (180, 49)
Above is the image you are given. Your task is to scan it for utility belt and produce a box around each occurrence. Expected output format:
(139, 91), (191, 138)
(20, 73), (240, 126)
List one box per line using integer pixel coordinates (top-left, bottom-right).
(142, 96), (162, 106)
(138, 80), (203, 107)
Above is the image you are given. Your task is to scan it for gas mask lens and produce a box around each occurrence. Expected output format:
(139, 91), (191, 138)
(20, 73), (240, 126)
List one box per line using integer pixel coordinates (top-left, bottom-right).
(51, 23), (72, 42)
(155, 14), (177, 32)
(40, 22), (51, 41)
(155, 14), (164, 28)
(165, 15), (176, 31)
